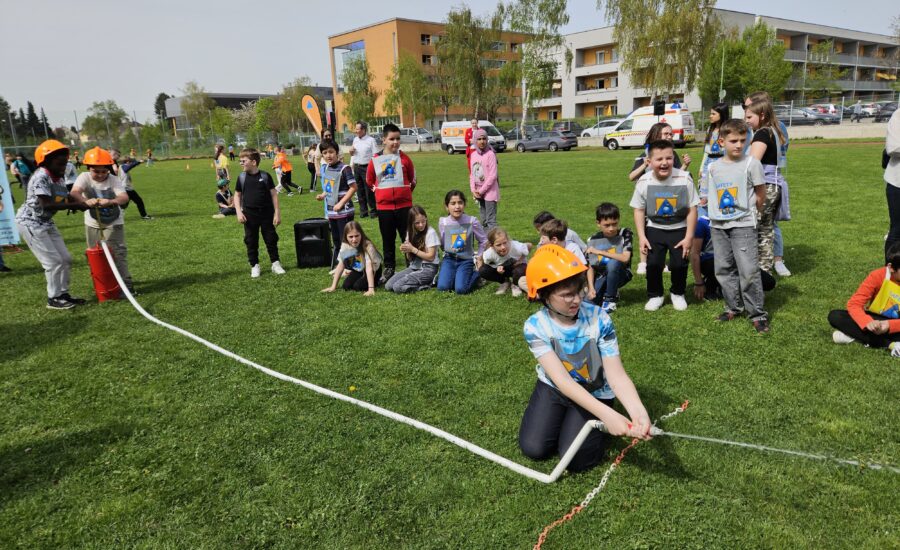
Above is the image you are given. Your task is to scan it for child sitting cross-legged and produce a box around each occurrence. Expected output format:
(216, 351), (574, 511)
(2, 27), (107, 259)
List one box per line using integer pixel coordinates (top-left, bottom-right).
(479, 226), (531, 297)
(212, 178), (236, 218)
(585, 202), (633, 312)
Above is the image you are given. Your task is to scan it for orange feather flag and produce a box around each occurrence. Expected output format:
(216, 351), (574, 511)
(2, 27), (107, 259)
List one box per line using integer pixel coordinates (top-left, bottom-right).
(301, 95), (323, 136)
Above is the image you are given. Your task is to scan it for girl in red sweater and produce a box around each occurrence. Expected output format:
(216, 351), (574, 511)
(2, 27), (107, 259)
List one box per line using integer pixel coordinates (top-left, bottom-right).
(829, 243), (900, 356)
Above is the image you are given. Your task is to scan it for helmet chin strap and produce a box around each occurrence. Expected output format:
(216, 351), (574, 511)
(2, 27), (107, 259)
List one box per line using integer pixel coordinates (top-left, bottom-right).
(542, 299), (579, 321)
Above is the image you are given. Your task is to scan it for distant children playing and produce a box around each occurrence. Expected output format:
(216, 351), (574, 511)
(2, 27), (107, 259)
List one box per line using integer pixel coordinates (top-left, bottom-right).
(630, 140), (699, 311)
(702, 119), (770, 333)
(386, 205), (441, 293)
(519, 244), (651, 473)
(829, 243), (900, 356)
(234, 148), (285, 278)
(469, 128), (499, 229)
(274, 145), (300, 195)
(437, 190), (487, 294)
(315, 139), (357, 269)
(213, 179), (235, 218)
(585, 203), (633, 311)
(480, 227), (531, 297)
(322, 221), (382, 296)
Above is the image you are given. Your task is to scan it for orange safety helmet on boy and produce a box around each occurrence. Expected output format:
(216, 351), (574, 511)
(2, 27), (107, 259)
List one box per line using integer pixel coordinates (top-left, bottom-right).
(34, 139), (69, 165)
(525, 244), (587, 300)
(83, 146), (114, 166)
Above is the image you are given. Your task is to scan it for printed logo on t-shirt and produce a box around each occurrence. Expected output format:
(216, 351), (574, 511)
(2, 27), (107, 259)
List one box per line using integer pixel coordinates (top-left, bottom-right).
(451, 231), (467, 251)
(380, 158), (397, 178)
(717, 187), (738, 215)
(869, 278), (900, 319)
(655, 195), (677, 217)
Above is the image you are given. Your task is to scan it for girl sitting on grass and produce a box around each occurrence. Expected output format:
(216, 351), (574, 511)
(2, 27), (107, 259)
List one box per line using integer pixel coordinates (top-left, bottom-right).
(386, 205), (440, 293)
(479, 226), (531, 297)
(436, 189), (488, 294)
(322, 221), (382, 296)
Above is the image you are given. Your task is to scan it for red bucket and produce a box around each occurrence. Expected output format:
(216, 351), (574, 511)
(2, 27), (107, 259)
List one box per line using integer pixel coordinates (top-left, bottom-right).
(85, 244), (122, 302)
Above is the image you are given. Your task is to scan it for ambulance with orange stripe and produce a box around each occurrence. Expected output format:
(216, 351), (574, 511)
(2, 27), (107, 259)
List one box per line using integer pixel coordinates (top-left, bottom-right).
(602, 103), (695, 151)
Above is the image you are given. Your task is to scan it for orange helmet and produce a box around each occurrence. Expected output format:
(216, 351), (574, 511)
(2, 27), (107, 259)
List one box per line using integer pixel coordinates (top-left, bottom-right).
(83, 146), (114, 166)
(525, 244), (587, 300)
(34, 139), (69, 165)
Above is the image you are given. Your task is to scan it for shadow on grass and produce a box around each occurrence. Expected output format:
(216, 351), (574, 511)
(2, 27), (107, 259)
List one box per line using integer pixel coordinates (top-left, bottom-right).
(783, 243), (817, 276)
(0, 316), (87, 364)
(765, 281), (799, 317)
(136, 268), (244, 294)
(0, 423), (134, 507)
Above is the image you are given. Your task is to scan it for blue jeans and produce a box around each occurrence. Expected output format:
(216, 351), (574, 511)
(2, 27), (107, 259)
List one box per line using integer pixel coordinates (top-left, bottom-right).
(592, 259), (632, 302)
(437, 255), (480, 294)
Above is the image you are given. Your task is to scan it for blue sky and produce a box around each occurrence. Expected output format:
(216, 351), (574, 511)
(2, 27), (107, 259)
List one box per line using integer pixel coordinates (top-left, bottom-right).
(0, 0), (895, 129)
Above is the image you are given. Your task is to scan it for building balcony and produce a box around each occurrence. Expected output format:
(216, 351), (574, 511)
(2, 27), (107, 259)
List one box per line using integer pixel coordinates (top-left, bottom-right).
(573, 87), (619, 103)
(785, 50), (807, 62)
(857, 56), (898, 69)
(573, 62), (619, 77)
(786, 78), (895, 91)
(534, 96), (563, 107)
(855, 80), (895, 90)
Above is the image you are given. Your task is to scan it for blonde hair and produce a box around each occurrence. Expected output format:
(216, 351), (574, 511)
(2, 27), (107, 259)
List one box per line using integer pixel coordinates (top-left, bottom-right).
(746, 98), (786, 144)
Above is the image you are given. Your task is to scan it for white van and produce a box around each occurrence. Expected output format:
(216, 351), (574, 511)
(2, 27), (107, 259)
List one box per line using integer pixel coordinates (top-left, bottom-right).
(602, 103), (695, 150)
(440, 120), (507, 154)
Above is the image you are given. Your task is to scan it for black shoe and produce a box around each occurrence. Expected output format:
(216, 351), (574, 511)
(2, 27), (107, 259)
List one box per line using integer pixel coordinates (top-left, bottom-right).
(715, 311), (737, 322)
(752, 318), (770, 334)
(58, 293), (86, 305)
(380, 267), (395, 285)
(47, 297), (76, 310)
(0, 265), (11, 272)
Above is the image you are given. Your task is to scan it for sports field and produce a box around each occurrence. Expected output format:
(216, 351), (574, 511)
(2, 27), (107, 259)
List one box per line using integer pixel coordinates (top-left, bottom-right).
(2, 143), (898, 548)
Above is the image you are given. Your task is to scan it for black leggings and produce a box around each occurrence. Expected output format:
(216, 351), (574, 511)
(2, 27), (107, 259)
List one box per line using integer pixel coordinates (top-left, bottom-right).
(519, 381), (614, 473)
(479, 260), (526, 283)
(126, 189), (148, 217)
(886, 184), (900, 262)
(280, 171), (299, 192)
(343, 266), (382, 291)
(307, 163), (316, 190)
(828, 310), (900, 349)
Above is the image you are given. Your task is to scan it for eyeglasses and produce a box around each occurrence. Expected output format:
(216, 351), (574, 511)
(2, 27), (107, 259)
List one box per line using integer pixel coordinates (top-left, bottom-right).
(89, 167), (110, 173)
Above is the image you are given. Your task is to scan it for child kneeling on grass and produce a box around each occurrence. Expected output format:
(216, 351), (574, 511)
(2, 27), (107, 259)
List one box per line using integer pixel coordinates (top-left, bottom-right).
(234, 148), (285, 278)
(386, 205), (440, 293)
(585, 202), (633, 312)
(212, 179), (236, 218)
(829, 242), (900, 356)
(480, 226), (531, 297)
(519, 244), (652, 473)
(322, 221), (382, 296)
(437, 190), (487, 294)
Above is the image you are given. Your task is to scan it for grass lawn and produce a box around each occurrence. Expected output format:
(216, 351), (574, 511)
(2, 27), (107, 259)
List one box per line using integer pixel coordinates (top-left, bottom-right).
(2, 143), (898, 548)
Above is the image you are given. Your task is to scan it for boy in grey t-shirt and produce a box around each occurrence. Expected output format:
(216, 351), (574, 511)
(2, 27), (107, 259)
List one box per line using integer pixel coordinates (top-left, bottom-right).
(702, 119), (769, 333)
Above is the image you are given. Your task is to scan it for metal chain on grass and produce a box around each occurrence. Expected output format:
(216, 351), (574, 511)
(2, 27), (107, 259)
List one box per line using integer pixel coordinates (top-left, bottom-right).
(534, 401), (690, 550)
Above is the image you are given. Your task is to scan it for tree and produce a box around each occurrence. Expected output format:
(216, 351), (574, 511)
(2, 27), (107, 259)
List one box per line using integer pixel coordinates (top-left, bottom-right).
(26, 102), (40, 137)
(383, 53), (438, 127)
(273, 77), (318, 133)
(179, 81), (215, 134)
(203, 107), (235, 144)
(154, 92), (171, 125)
(39, 108), (50, 139)
(0, 96), (12, 139)
(81, 100), (129, 146)
(435, 7), (500, 118)
(340, 55), (378, 125)
(697, 23), (792, 106)
(598, 0), (719, 98)
(500, 0), (571, 128)
(231, 101), (257, 136)
(804, 40), (847, 100)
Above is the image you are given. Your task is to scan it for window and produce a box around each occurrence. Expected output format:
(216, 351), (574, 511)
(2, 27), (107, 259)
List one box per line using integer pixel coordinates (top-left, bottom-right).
(595, 51), (605, 64)
(549, 111), (559, 120)
(422, 54), (434, 66)
(510, 43), (520, 53)
(618, 119), (633, 131)
(610, 48), (619, 63)
(481, 59), (507, 69)
(595, 106), (605, 117)
(596, 78), (605, 89)
(489, 41), (506, 52)
(421, 34), (431, 46)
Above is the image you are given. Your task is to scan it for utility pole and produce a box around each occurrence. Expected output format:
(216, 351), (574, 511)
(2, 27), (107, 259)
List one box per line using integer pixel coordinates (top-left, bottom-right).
(73, 110), (83, 150)
(103, 108), (112, 149)
(133, 110), (142, 153)
(7, 111), (18, 148)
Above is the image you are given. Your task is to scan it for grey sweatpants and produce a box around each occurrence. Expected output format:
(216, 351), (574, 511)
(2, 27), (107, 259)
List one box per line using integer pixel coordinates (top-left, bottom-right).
(477, 198), (498, 230)
(712, 225), (766, 321)
(17, 222), (72, 299)
(385, 263), (438, 293)
(86, 224), (132, 285)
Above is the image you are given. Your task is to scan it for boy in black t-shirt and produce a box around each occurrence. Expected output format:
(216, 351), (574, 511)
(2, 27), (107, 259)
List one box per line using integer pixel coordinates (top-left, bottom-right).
(234, 148), (284, 278)
(585, 202), (633, 312)
(213, 178), (236, 218)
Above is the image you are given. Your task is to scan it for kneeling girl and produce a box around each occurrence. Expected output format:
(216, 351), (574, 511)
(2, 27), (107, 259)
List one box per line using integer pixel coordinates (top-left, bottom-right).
(322, 221), (382, 296)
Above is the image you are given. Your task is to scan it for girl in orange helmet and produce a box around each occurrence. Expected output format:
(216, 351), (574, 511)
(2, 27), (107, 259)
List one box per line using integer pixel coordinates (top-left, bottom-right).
(14, 139), (88, 309)
(519, 244), (652, 473)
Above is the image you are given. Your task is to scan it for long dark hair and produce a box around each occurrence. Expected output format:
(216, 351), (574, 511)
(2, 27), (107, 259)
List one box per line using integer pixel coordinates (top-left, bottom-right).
(645, 122), (672, 145)
(405, 205), (429, 263)
(705, 102), (730, 143)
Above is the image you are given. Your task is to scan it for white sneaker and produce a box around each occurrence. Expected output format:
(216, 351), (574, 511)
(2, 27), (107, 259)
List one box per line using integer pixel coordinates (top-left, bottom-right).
(636, 262), (647, 275)
(774, 261), (792, 277)
(517, 276), (529, 293)
(671, 293), (688, 311)
(212, 213), (225, 219)
(271, 261), (285, 275)
(511, 285), (523, 298)
(891, 342), (900, 358)
(275, 185), (284, 193)
(250, 264), (261, 278)
(832, 330), (855, 345)
(644, 296), (664, 311)
(495, 282), (510, 295)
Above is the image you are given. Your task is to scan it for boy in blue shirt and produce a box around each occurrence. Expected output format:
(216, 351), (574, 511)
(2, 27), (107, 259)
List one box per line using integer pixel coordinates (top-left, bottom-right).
(519, 244), (651, 473)
(315, 139), (357, 269)
(585, 202), (633, 312)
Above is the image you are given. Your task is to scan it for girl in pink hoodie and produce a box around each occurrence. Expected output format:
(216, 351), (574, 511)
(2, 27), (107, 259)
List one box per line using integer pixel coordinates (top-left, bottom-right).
(469, 129), (499, 229)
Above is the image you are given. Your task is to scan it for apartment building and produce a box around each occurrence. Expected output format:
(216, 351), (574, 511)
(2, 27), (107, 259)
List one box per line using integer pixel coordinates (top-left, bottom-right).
(534, 8), (898, 120)
(328, 18), (528, 132)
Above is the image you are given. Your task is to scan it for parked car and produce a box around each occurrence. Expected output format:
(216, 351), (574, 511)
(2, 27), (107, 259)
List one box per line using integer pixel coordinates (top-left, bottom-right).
(551, 121), (585, 135)
(399, 127), (435, 144)
(440, 120), (507, 153)
(503, 125), (540, 141)
(581, 119), (623, 138)
(515, 130), (578, 152)
(875, 102), (898, 122)
(775, 107), (838, 126)
(861, 103), (878, 117)
(809, 103), (838, 115)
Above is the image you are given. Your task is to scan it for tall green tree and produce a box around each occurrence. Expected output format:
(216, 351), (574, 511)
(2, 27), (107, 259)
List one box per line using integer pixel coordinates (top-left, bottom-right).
(598, 0), (719, 98)
(435, 7), (500, 118)
(383, 53), (438, 127)
(0, 96), (12, 139)
(179, 81), (215, 133)
(804, 40), (847, 100)
(274, 77), (317, 133)
(154, 92), (171, 125)
(26, 102), (40, 136)
(500, 0), (571, 128)
(340, 55), (378, 125)
(82, 100), (129, 146)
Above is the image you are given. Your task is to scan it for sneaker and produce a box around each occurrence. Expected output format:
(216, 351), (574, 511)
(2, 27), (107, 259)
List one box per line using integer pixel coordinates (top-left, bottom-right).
(517, 276), (529, 293)
(670, 293), (688, 311)
(716, 311), (738, 322)
(774, 261), (792, 277)
(212, 213), (226, 219)
(832, 330), (855, 344)
(141, 216), (154, 220)
(379, 267), (395, 286)
(495, 282), (510, 295)
(275, 185), (284, 193)
(250, 264), (261, 278)
(752, 318), (771, 333)
(59, 293), (86, 305)
(47, 297), (76, 310)
(890, 342), (900, 358)
(644, 296), (664, 311)
(600, 300), (617, 312)
(287, 192), (295, 197)
(511, 285), (523, 298)
(636, 262), (647, 275)
(271, 261), (285, 275)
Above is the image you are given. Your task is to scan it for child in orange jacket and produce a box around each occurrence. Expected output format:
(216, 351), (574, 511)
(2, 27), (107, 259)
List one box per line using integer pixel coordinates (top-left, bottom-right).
(273, 145), (300, 195)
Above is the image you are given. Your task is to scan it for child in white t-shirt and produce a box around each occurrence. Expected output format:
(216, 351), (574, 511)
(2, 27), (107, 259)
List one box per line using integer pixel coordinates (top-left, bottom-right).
(322, 221), (382, 296)
(480, 226), (531, 297)
(386, 205), (440, 293)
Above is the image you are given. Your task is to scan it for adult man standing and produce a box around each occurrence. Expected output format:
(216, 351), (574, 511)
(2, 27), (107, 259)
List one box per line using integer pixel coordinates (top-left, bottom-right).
(464, 118), (478, 174)
(851, 100), (862, 123)
(350, 121), (378, 218)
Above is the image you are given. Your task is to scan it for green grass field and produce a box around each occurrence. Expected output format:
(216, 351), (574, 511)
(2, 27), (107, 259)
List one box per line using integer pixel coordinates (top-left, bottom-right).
(2, 143), (898, 548)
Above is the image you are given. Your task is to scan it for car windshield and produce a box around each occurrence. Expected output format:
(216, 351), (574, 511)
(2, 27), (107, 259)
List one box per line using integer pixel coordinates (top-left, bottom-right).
(561, 131), (577, 137)
(482, 125), (502, 137)
(415, 128), (430, 134)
